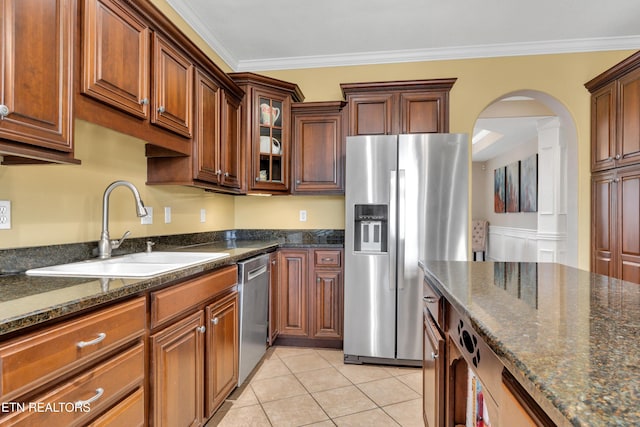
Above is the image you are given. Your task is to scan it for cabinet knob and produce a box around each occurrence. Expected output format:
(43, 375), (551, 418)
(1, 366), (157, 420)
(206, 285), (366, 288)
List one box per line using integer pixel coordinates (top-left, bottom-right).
(296, 180), (301, 184)
(614, 178), (620, 183)
(272, 260), (277, 265)
(212, 317), (219, 325)
(158, 106), (165, 113)
(316, 277), (321, 283)
(196, 325), (206, 333)
(607, 156), (613, 161)
(431, 351), (438, 360)
(139, 98), (149, 105)
(255, 176), (260, 182)
(423, 296), (437, 303)
(216, 169), (222, 175)
(0, 104), (9, 118)
(615, 154), (621, 160)
(224, 172), (230, 177)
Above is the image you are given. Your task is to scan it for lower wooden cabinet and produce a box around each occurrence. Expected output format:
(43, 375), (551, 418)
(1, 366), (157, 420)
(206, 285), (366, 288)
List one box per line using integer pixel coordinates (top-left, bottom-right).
(205, 291), (239, 418)
(268, 251), (280, 345)
(150, 266), (239, 426)
(151, 311), (205, 427)
(276, 248), (344, 346)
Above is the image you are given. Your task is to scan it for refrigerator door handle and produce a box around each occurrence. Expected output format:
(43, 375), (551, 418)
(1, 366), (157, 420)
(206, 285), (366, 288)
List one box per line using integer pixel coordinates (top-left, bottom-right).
(397, 169), (406, 290)
(389, 170), (397, 291)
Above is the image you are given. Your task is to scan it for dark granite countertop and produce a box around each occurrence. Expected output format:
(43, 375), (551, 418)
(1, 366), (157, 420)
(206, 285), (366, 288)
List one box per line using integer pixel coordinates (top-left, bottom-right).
(421, 261), (640, 427)
(0, 229), (344, 338)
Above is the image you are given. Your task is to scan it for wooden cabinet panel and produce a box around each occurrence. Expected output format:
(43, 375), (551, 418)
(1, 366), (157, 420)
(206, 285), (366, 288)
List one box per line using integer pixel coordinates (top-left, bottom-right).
(617, 67), (640, 168)
(400, 92), (443, 134)
(0, 343), (144, 426)
(347, 93), (393, 136)
(618, 167), (640, 283)
(151, 311), (205, 427)
(150, 265), (237, 329)
(194, 69), (222, 183)
(220, 90), (243, 189)
(292, 102), (346, 194)
(314, 250), (342, 268)
(82, 0), (150, 119)
(277, 250), (309, 336)
(205, 291), (239, 417)
(152, 33), (193, 138)
(592, 171), (615, 277)
(268, 251), (280, 345)
(310, 269), (342, 339)
(0, 297), (145, 401)
(0, 0), (77, 164)
(87, 387), (145, 427)
(590, 83), (617, 172)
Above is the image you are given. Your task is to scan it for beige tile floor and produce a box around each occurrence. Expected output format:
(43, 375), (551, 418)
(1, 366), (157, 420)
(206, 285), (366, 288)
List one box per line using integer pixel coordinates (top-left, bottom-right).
(208, 346), (423, 426)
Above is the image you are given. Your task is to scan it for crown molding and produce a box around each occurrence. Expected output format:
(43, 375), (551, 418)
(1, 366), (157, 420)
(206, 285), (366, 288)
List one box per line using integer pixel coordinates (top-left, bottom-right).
(236, 36), (640, 71)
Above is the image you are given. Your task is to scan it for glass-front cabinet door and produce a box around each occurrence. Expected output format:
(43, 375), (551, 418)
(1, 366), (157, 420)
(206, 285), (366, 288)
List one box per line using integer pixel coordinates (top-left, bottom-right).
(253, 91), (289, 192)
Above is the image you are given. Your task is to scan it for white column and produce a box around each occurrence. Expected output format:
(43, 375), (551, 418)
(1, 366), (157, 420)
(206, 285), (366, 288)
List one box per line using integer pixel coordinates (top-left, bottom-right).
(537, 117), (567, 263)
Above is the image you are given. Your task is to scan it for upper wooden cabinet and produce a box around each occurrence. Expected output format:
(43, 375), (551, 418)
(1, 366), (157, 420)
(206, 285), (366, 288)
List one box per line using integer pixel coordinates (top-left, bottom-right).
(76, 0), (243, 156)
(340, 79), (456, 136)
(151, 33), (193, 138)
(146, 69), (244, 193)
(0, 0), (78, 165)
(291, 101), (347, 194)
(82, 0), (150, 119)
(230, 72), (304, 194)
(586, 51), (640, 172)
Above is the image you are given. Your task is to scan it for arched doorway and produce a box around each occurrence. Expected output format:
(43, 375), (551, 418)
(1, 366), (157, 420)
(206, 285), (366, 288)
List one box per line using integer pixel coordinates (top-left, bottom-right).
(471, 90), (578, 267)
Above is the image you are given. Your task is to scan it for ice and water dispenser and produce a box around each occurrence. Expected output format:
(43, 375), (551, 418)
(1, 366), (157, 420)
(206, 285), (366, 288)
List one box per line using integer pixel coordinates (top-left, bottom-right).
(353, 204), (388, 253)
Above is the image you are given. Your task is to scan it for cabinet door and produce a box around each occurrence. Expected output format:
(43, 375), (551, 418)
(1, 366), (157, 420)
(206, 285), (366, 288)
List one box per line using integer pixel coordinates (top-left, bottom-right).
(310, 269), (343, 339)
(152, 33), (193, 138)
(220, 90), (243, 189)
(206, 291), (239, 417)
(151, 311), (205, 427)
(591, 170), (616, 277)
(194, 69), (221, 183)
(617, 68), (640, 168)
(292, 111), (344, 194)
(268, 251), (280, 345)
(590, 83), (617, 172)
(82, 0), (150, 119)
(252, 90), (290, 192)
(347, 93), (394, 136)
(400, 92), (447, 134)
(277, 250), (308, 337)
(423, 311), (445, 427)
(0, 0), (74, 154)
(617, 166), (640, 284)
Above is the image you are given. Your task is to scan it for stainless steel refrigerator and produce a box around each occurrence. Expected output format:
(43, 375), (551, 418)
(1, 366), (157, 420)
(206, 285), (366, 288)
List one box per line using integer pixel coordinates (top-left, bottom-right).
(344, 134), (469, 365)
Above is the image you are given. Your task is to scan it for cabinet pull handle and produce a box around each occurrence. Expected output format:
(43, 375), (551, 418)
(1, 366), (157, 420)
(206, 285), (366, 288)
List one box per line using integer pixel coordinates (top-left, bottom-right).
(75, 387), (104, 407)
(139, 98), (149, 105)
(321, 257), (334, 262)
(423, 296), (437, 303)
(196, 325), (206, 333)
(0, 104), (9, 118)
(212, 317), (219, 325)
(158, 106), (165, 113)
(77, 332), (106, 349)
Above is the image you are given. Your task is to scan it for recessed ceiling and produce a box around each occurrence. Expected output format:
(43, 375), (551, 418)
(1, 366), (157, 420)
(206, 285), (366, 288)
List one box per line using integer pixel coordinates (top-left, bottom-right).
(166, 0), (640, 71)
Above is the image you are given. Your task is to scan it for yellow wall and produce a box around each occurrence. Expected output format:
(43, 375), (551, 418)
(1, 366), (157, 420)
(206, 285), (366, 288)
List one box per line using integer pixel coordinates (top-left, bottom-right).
(0, 0), (635, 270)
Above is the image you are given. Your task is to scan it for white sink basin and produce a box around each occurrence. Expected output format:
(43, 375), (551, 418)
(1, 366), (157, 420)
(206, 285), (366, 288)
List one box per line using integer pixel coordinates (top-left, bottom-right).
(26, 251), (230, 278)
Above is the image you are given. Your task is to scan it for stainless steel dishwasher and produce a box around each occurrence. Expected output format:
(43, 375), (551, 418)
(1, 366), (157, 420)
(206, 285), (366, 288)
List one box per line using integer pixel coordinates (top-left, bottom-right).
(237, 253), (270, 386)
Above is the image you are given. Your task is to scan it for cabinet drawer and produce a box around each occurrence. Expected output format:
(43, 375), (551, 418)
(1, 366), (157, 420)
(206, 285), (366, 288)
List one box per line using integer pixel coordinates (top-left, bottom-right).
(0, 297), (146, 401)
(87, 387), (145, 427)
(314, 250), (342, 268)
(0, 342), (144, 426)
(150, 265), (237, 329)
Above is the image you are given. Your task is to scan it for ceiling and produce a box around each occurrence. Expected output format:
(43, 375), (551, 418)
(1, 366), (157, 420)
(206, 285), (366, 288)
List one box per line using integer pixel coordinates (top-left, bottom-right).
(166, 0), (640, 72)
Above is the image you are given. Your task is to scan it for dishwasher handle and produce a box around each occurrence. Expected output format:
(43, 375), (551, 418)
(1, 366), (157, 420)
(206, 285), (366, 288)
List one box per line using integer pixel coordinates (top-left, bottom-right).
(247, 264), (268, 281)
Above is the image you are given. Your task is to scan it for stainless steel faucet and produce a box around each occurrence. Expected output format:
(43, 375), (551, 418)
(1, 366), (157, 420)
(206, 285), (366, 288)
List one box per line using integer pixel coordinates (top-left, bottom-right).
(97, 181), (148, 259)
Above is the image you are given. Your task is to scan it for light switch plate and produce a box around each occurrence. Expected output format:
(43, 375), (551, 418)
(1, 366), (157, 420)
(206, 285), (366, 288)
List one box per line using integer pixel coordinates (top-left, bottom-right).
(164, 206), (171, 224)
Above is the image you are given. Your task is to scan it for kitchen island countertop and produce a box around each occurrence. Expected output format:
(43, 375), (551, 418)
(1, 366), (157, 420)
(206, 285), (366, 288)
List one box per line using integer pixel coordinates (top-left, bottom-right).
(421, 261), (640, 427)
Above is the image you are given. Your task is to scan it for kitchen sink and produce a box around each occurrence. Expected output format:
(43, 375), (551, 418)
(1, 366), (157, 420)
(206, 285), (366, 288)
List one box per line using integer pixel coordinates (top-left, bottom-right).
(25, 251), (230, 278)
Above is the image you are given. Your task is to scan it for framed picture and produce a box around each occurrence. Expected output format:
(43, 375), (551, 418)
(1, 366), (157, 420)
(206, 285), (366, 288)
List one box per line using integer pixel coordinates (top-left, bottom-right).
(520, 154), (538, 212)
(506, 161), (520, 213)
(494, 167), (506, 213)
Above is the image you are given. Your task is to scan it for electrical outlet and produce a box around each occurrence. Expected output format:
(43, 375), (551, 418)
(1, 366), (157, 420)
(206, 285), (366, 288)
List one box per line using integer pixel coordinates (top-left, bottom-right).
(299, 210), (307, 222)
(0, 200), (11, 230)
(164, 206), (172, 224)
(141, 206), (153, 225)
(200, 208), (206, 223)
